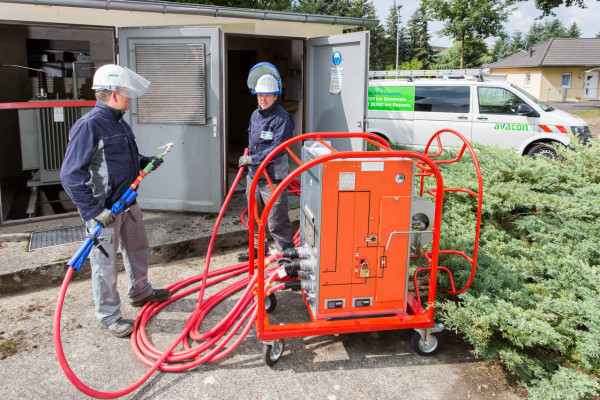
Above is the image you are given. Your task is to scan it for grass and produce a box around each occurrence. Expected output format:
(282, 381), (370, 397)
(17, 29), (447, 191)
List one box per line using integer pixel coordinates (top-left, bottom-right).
(569, 109), (600, 117)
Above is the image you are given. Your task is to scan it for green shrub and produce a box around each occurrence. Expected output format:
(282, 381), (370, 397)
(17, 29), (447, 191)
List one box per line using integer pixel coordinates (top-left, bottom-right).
(421, 137), (600, 399)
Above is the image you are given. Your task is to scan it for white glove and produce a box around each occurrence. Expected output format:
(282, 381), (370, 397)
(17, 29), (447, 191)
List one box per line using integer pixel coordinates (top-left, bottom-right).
(238, 155), (253, 168)
(94, 209), (116, 227)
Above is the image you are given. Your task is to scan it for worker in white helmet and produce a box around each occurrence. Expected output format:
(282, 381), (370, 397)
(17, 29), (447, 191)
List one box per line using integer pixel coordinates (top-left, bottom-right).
(60, 64), (170, 338)
(237, 62), (295, 261)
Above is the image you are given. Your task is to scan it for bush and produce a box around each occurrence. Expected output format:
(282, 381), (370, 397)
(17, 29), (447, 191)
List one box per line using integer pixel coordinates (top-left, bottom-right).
(423, 137), (600, 399)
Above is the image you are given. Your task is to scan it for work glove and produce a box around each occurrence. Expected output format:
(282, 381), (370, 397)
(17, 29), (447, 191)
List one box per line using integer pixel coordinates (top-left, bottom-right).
(140, 156), (163, 171)
(238, 155), (253, 168)
(93, 208), (116, 228)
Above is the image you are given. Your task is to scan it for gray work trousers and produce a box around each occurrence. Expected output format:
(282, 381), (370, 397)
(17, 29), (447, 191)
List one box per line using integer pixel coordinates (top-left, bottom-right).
(246, 175), (295, 251)
(85, 204), (153, 325)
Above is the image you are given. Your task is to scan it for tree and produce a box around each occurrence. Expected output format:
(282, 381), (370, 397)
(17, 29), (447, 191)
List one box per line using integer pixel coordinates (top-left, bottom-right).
(511, 30), (524, 53)
(568, 21), (582, 37)
(383, 2), (411, 69)
(491, 34), (513, 62)
(432, 38), (491, 69)
(171, 0), (292, 10)
(428, 0), (515, 69)
(292, 0), (354, 15)
(407, 0), (433, 69)
(528, 0), (589, 17)
(525, 19), (569, 46)
(348, 0), (389, 70)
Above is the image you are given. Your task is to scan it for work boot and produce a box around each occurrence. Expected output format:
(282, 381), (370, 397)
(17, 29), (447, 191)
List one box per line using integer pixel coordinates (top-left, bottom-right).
(129, 288), (171, 307)
(237, 248), (258, 262)
(103, 317), (134, 338)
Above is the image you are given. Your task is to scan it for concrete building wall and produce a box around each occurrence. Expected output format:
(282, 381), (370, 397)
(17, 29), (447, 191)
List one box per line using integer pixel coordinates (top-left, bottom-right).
(492, 66), (599, 101)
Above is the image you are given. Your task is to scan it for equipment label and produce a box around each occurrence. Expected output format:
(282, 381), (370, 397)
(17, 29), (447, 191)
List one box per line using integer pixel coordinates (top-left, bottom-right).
(339, 172), (355, 191)
(368, 86), (415, 111)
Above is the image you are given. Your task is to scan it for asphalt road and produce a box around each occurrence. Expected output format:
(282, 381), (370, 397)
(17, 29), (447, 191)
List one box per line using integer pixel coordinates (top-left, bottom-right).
(0, 248), (524, 400)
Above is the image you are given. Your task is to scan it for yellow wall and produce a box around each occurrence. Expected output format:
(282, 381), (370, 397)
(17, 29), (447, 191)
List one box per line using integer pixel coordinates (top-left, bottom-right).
(0, 2), (348, 38)
(491, 66), (594, 101)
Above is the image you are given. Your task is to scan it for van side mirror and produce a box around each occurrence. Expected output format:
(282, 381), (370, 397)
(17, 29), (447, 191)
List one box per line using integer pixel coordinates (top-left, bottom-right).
(517, 104), (538, 117)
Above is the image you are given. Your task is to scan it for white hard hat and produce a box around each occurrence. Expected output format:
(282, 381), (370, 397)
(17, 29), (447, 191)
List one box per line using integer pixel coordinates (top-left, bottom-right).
(248, 62), (282, 95)
(253, 74), (280, 95)
(92, 64), (150, 98)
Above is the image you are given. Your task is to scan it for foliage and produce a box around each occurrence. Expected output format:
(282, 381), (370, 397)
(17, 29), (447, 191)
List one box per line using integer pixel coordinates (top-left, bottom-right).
(568, 22), (582, 38)
(170, 0), (292, 10)
(432, 38), (492, 69)
(525, 19), (570, 46)
(406, 0), (434, 69)
(428, 0), (515, 68)
(422, 137), (600, 398)
(383, 2), (411, 70)
(525, 0), (589, 17)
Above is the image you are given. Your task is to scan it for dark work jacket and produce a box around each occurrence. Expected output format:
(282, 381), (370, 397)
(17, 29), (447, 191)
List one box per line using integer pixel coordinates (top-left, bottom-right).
(247, 102), (294, 181)
(60, 102), (146, 221)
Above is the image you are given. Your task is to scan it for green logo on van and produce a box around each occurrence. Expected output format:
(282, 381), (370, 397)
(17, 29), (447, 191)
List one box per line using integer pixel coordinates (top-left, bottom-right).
(494, 123), (529, 131)
(368, 86), (415, 111)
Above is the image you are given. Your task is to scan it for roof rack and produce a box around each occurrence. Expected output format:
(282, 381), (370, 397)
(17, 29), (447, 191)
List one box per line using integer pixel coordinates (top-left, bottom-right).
(369, 69), (492, 81)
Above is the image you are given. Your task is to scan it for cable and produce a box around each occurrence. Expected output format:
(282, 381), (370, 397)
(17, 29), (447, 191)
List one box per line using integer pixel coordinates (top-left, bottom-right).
(54, 150), (299, 398)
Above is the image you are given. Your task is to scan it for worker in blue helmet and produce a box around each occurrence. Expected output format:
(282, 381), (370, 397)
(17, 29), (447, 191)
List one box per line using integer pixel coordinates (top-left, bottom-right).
(237, 62), (295, 261)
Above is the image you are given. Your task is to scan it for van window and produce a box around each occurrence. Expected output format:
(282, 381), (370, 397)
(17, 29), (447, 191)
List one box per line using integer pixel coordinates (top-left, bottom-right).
(415, 86), (470, 113)
(478, 87), (526, 115)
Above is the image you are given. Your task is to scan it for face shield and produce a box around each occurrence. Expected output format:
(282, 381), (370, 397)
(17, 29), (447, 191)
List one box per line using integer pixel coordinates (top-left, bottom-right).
(92, 64), (150, 99)
(247, 62), (282, 95)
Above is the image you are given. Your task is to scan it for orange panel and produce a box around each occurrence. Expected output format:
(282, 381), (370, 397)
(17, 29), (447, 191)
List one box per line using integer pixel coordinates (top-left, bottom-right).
(376, 196), (411, 305)
(316, 158), (414, 318)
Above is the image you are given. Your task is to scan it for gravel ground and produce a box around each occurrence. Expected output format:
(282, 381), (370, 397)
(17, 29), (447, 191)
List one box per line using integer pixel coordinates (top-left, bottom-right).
(0, 247), (525, 400)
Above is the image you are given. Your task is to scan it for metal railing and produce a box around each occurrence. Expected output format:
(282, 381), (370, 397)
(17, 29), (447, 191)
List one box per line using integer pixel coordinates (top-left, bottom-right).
(547, 87), (599, 102)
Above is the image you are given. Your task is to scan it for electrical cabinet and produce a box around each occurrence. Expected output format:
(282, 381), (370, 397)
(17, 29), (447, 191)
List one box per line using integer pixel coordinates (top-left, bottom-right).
(300, 141), (418, 319)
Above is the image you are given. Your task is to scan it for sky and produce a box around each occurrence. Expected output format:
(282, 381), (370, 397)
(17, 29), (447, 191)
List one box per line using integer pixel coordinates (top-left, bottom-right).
(371, 0), (600, 47)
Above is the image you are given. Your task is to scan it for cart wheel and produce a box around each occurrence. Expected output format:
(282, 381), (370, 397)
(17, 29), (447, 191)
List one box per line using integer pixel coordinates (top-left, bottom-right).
(265, 293), (277, 313)
(411, 331), (440, 356)
(262, 339), (285, 366)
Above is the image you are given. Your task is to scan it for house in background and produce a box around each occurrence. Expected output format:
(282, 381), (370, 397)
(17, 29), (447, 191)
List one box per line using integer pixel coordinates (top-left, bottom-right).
(488, 38), (600, 102)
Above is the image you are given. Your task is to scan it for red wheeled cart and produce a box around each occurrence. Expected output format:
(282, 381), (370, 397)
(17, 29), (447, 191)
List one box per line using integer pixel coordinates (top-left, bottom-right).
(246, 130), (483, 365)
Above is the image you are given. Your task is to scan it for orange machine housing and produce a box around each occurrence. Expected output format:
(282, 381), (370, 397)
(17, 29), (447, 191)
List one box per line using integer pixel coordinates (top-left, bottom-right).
(301, 145), (415, 320)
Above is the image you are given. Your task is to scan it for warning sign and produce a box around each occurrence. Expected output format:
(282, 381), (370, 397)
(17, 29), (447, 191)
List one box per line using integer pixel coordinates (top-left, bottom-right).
(368, 86), (415, 111)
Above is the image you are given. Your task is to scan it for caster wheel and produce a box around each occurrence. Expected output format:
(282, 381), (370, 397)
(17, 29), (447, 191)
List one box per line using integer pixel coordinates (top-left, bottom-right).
(262, 339), (284, 366)
(265, 293), (277, 313)
(411, 331), (440, 356)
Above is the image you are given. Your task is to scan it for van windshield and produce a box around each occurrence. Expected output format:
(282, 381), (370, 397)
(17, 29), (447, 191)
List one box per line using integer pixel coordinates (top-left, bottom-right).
(510, 84), (555, 111)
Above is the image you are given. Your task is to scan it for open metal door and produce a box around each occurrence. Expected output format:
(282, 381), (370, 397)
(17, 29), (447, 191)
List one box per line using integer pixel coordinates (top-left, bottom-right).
(119, 26), (223, 213)
(306, 31), (369, 151)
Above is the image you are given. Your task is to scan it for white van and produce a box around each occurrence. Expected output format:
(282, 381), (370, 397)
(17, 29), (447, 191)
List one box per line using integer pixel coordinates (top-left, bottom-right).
(367, 70), (591, 157)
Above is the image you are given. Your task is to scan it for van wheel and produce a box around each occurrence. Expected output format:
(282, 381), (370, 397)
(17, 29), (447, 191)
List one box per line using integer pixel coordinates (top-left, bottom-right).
(526, 143), (557, 159)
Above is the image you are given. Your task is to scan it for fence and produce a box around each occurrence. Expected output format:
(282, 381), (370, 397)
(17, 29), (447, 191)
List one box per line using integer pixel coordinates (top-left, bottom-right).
(547, 87), (599, 102)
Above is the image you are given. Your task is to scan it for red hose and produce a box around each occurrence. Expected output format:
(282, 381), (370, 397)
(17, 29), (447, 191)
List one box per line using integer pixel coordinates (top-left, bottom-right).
(53, 151), (293, 398)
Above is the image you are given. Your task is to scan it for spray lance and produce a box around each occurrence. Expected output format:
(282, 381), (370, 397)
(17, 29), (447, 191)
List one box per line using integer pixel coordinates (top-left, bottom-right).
(66, 142), (174, 271)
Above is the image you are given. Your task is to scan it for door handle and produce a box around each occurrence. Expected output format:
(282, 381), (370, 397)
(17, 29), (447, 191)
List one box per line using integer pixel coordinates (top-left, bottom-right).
(477, 116), (488, 121)
(457, 115), (468, 120)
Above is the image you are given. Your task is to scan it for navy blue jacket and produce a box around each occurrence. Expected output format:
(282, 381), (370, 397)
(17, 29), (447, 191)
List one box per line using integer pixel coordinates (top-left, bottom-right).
(60, 102), (145, 221)
(247, 102), (294, 180)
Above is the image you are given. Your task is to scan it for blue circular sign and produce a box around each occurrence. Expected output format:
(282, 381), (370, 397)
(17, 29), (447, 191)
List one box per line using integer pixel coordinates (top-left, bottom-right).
(332, 51), (342, 66)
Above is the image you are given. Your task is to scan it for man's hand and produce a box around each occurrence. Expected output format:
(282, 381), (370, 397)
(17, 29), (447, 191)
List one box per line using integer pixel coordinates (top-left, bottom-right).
(94, 209), (116, 228)
(238, 155), (253, 168)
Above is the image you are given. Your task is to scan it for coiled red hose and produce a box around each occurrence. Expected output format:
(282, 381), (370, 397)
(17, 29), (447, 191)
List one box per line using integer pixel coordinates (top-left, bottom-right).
(53, 159), (297, 398)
